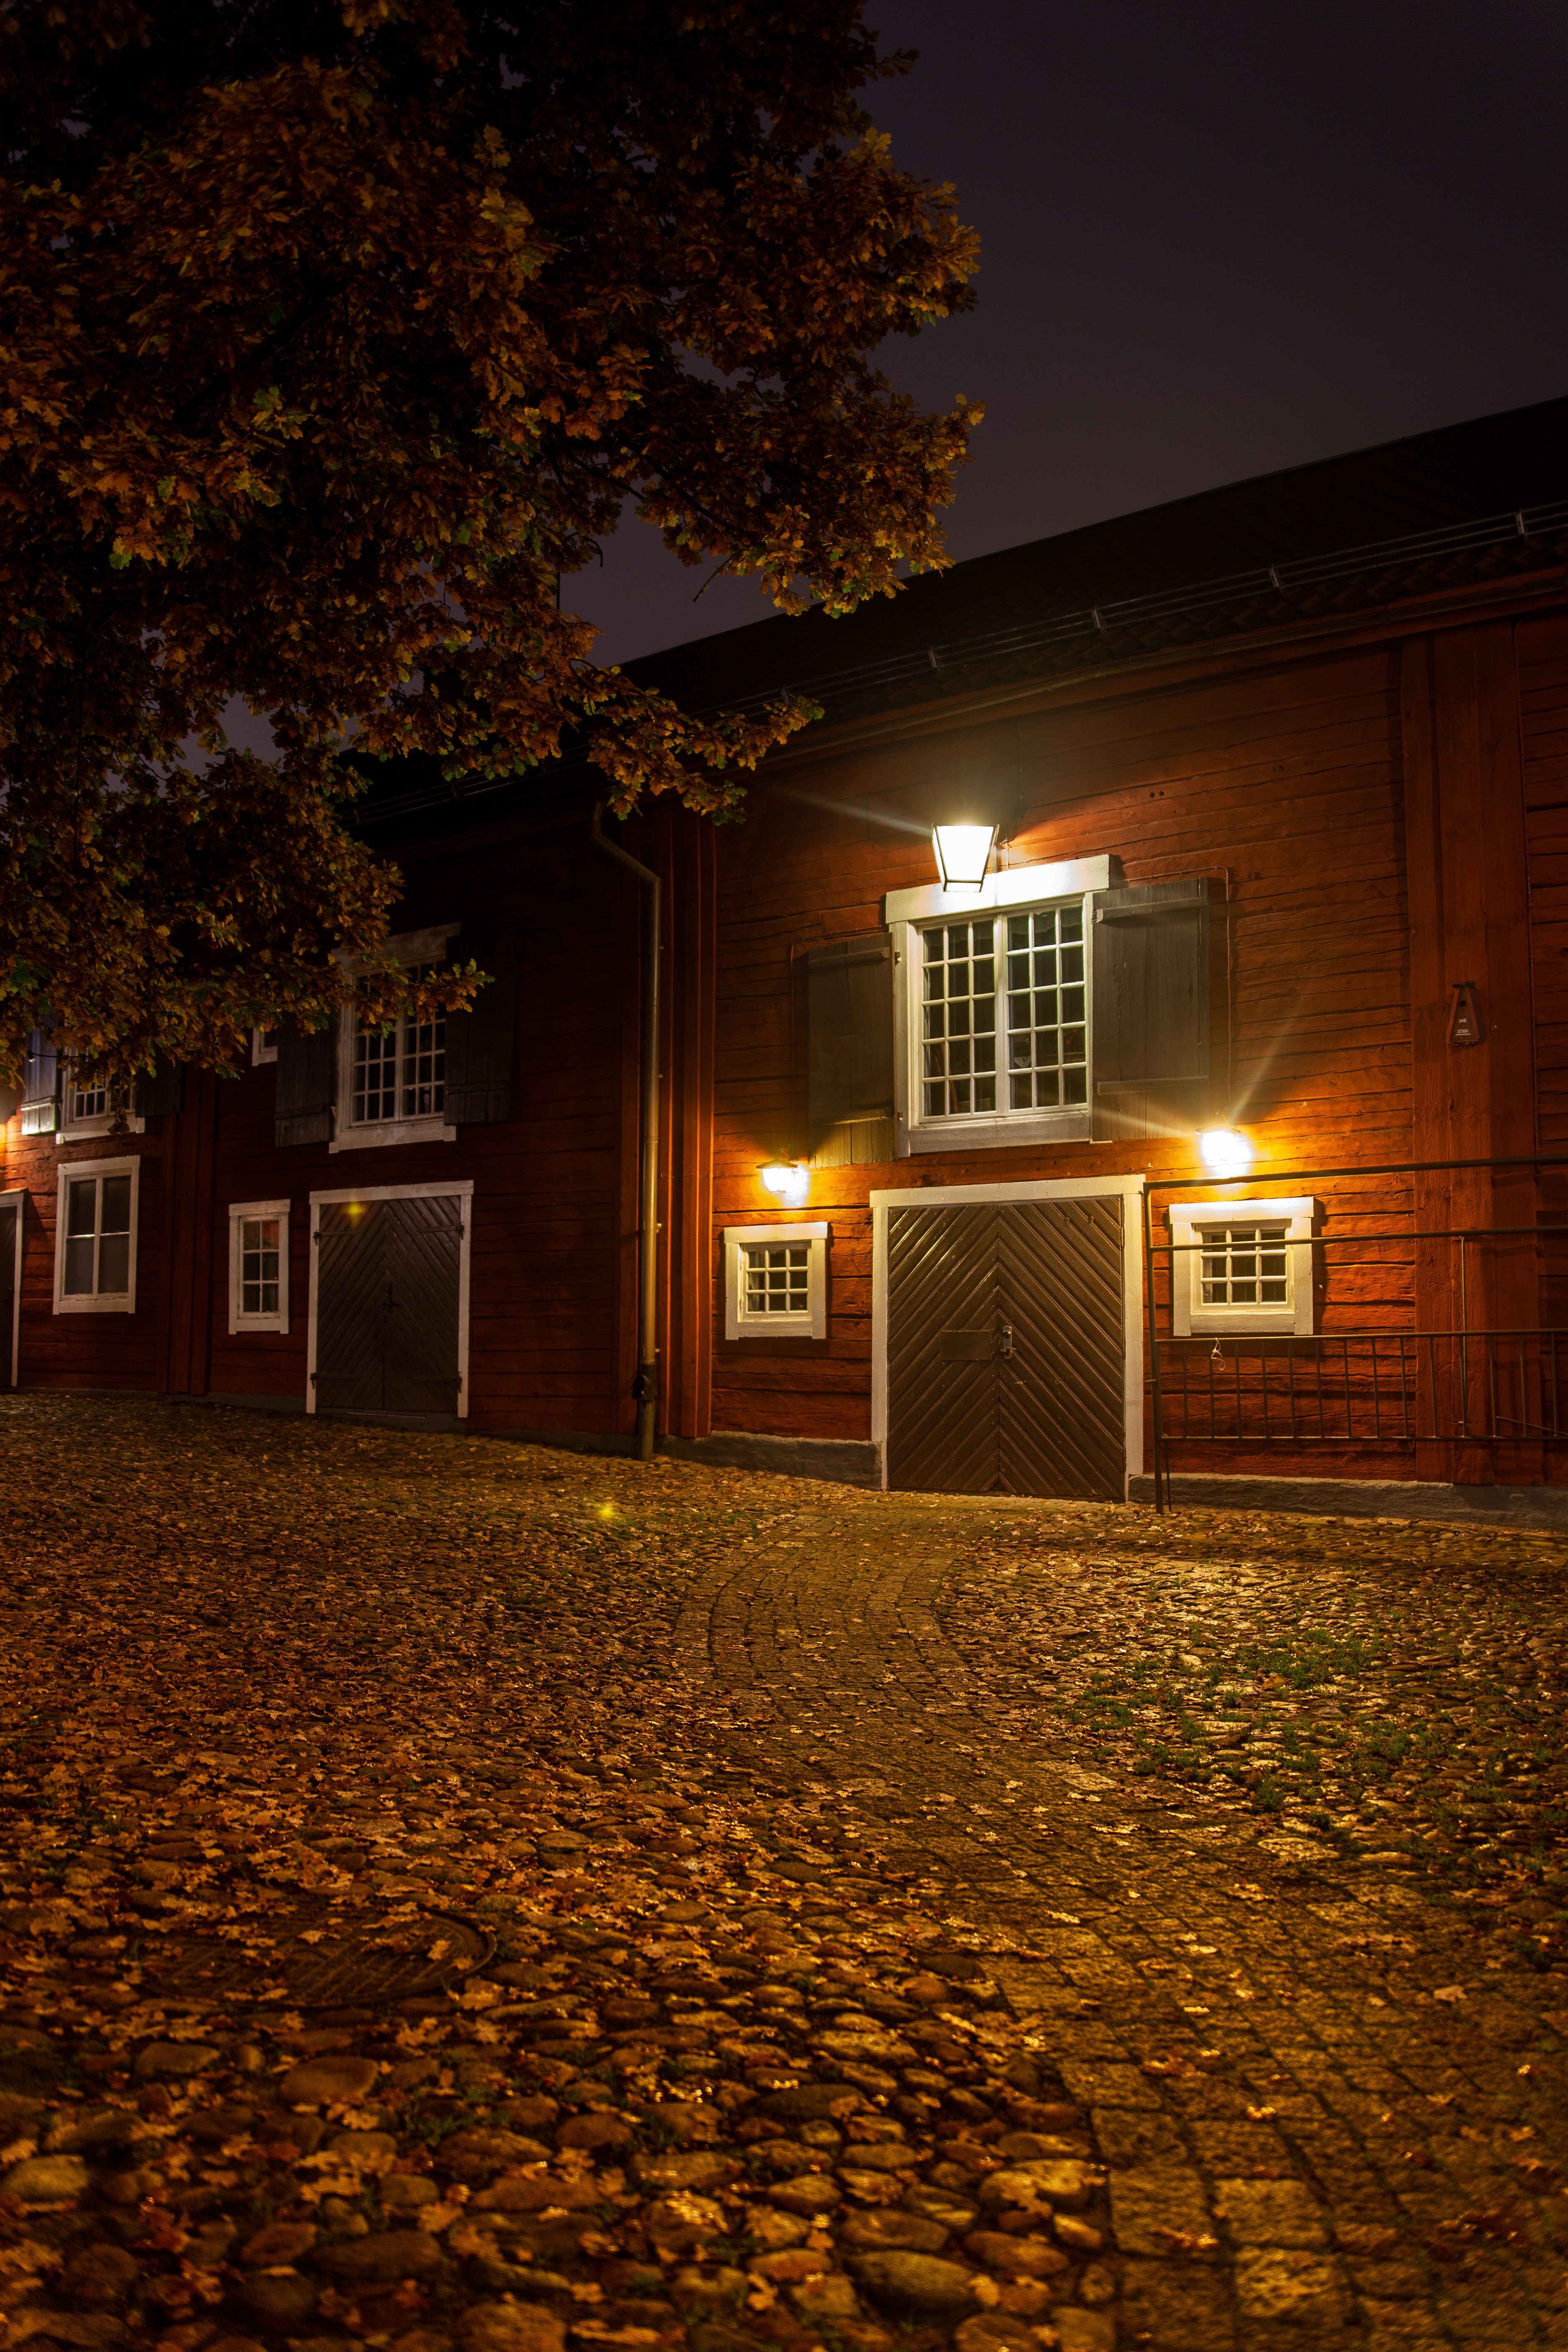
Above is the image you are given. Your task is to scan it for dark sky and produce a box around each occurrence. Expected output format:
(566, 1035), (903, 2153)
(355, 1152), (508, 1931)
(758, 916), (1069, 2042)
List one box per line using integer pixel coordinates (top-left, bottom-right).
(570, 0), (1568, 667)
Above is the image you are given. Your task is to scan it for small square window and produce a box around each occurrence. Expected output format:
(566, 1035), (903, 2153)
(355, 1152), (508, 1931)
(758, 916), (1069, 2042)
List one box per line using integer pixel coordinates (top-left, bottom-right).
(1168, 1197), (1317, 1336)
(229, 1199), (290, 1333)
(724, 1222), (828, 1340)
(54, 1158), (139, 1313)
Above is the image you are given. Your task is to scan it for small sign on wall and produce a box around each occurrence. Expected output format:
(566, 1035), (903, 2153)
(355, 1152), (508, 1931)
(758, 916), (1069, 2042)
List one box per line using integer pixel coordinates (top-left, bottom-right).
(1448, 981), (1484, 1048)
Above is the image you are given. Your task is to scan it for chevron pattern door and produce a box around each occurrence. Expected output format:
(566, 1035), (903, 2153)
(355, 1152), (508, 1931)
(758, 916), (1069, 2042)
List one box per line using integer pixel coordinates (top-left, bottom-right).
(887, 1198), (1124, 1499)
(316, 1196), (463, 1417)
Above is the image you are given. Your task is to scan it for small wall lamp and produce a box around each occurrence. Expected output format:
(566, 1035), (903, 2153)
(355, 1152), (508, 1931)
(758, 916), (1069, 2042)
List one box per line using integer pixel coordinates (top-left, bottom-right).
(758, 1161), (811, 1208)
(931, 822), (998, 892)
(1198, 1127), (1255, 1180)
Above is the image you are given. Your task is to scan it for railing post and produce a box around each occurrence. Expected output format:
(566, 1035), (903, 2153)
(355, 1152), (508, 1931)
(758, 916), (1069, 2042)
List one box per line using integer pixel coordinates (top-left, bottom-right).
(1142, 1184), (1166, 1514)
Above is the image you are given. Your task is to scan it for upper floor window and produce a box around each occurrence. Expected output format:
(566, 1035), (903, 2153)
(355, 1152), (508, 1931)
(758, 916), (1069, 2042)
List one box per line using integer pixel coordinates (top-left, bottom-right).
(59, 1063), (142, 1142)
(331, 923), (460, 1154)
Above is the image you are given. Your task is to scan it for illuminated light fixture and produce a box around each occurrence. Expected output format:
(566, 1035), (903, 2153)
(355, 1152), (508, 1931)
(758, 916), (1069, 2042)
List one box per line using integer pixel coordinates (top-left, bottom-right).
(758, 1161), (811, 1208)
(932, 822), (998, 892)
(1198, 1127), (1255, 1180)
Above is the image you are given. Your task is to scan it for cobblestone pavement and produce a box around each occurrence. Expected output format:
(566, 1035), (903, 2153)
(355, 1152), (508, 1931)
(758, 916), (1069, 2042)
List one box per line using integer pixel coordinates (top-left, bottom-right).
(677, 1495), (1568, 2351)
(2, 1400), (1567, 2352)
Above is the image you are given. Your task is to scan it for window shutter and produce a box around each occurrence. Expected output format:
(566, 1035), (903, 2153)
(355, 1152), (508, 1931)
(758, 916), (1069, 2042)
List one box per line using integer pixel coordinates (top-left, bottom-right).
(807, 936), (894, 1163)
(444, 921), (517, 1124)
(132, 1062), (184, 1118)
(1090, 879), (1211, 1142)
(19, 1027), (58, 1132)
(274, 1019), (336, 1148)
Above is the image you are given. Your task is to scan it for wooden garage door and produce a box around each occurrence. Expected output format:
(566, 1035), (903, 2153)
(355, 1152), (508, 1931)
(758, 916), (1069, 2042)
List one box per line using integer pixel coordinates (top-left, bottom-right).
(887, 1198), (1125, 1498)
(315, 1195), (464, 1418)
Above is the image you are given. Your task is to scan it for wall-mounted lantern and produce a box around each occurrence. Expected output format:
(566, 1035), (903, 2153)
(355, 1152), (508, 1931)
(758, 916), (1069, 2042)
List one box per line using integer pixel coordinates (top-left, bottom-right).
(931, 822), (998, 892)
(758, 1161), (811, 1208)
(1448, 982), (1483, 1048)
(1198, 1127), (1254, 1180)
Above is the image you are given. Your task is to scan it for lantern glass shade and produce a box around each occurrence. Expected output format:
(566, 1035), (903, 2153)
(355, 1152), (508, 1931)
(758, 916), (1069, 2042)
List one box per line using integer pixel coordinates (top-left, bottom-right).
(758, 1162), (810, 1208)
(932, 823), (997, 890)
(1198, 1127), (1254, 1180)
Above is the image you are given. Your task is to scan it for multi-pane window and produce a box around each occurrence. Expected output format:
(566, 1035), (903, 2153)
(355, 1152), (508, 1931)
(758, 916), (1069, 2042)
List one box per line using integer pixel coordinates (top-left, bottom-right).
(240, 1215), (282, 1316)
(59, 1169), (134, 1304)
(744, 1242), (810, 1317)
(67, 1075), (110, 1125)
(352, 964), (446, 1125)
(1200, 1222), (1289, 1307)
(1005, 906), (1087, 1109)
(922, 920), (997, 1115)
(920, 902), (1087, 1119)
(228, 1198), (289, 1333)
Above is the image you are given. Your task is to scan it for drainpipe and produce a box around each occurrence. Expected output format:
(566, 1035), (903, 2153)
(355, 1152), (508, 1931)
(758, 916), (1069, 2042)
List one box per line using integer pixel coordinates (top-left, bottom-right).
(591, 801), (661, 1462)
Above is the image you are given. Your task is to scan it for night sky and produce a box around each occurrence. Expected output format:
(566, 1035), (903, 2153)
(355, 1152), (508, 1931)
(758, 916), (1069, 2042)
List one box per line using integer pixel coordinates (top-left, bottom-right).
(572, 0), (1568, 668)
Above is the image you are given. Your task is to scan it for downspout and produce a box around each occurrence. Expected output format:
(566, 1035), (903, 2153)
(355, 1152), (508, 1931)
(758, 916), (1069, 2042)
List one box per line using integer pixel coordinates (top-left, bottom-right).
(591, 801), (661, 1462)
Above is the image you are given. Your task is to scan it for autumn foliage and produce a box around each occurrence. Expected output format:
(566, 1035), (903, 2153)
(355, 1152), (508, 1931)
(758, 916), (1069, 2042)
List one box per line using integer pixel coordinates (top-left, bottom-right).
(0, 0), (979, 1088)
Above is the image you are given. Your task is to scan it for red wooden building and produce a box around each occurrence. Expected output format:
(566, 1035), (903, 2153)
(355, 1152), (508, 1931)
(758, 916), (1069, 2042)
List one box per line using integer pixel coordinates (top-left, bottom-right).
(7, 395), (1568, 1506)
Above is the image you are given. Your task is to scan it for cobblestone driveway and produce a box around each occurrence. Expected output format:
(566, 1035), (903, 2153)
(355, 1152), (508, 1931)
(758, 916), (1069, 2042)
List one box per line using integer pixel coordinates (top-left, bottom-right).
(678, 1493), (1568, 2350)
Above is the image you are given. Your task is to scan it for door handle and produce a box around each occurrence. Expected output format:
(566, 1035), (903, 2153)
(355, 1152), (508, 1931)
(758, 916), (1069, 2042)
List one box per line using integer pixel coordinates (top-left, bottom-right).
(999, 1323), (1014, 1359)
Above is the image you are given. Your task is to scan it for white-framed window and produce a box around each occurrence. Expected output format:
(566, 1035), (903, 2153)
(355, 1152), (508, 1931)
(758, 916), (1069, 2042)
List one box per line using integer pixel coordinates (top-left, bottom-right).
(228, 1198), (290, 1334)
(331, 923), (460, 1154)
(1168, 1196), (1318, 1337)
(251, 1028), (279, 1066)
(886, 855), (1115, 1155)
(57, 1061), (143, 1143)
(53, 1156), (139, 1315)
(723, 1222), (828, 1341)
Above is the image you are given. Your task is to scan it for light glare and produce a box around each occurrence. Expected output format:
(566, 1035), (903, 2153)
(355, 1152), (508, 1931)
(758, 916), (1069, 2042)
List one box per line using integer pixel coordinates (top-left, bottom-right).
(1198, 1127), (1254, 1179)
(758, 1161), (810, 1208)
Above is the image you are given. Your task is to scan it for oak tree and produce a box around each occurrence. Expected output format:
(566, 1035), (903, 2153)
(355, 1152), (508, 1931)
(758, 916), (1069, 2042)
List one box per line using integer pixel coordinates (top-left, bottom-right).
(0, 0), (978, 1091)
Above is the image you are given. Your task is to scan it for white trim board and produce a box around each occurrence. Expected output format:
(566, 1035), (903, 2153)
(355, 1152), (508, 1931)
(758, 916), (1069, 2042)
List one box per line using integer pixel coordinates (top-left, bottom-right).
(884, 853), (1117, 927)
(0, 1188), (24, 1387)
(306, 1180), (473, 1419)
(868, 1172), (1146, 1494)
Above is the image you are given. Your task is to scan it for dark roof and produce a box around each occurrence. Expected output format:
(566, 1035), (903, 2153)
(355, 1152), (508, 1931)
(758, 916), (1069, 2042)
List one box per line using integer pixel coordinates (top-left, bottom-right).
(626, 393), (1568, 727)
(360, 394), (1568, 834)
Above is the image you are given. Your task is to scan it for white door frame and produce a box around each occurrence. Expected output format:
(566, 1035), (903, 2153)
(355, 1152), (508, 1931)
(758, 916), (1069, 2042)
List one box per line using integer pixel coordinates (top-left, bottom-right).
(0, 1188), (24, 1388)
(307, 1179), (474, 1418)
(869, 1172), (1146, 1492)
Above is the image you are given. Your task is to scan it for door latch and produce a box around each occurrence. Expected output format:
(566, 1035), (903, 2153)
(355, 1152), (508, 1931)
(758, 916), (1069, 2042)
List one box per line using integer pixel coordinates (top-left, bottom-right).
(998, 1323), (1014, 1359)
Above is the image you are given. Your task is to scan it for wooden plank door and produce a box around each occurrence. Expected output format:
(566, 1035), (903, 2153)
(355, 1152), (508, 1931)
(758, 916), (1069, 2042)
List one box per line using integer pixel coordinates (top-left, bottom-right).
(887, 1197), (1124, 1498)
(315, 1201), (389, 1413)
(384, 1195), (463, 1415)
(998, 1199), (1124, 1500)
(316, 1197), (464, 1418)
(887, 1205), (1001, 1490)
(0, 1203), (16, 1387)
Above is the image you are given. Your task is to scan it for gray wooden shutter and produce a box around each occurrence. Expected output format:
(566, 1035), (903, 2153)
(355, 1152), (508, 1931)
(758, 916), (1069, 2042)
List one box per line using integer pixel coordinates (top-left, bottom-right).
(1091, 879), (1211, 1142)
(444, 921), (517, 1125)
(133, 1062), (184, 1118)
(807, 935), (894, 1164)
(20, 1027), (58, 1131)
(275, 1019), (336, 1148)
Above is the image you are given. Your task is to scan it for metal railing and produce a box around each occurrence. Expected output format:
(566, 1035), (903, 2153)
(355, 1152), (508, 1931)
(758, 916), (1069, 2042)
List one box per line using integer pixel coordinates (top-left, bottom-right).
(1140, 1148), (1568, 1511)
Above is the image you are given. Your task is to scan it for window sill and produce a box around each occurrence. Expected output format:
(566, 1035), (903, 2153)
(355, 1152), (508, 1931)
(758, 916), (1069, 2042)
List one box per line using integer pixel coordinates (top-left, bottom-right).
(329, 1119), (456, 1153)
(732, 1316), (819, 1340)
(55, 1294), (135, 1315)
(1184, 1317), (1302, 1338)
(904, 1110), (1091, 1155)
(233, 1316), (289, 1335)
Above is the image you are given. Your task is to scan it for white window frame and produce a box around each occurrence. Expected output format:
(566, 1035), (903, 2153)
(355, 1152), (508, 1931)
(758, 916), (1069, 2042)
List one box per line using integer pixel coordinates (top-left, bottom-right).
(53, 1155), (140, 1315)
(724, 1222), (829, 1341)
(330, 922), (462, 1154)
(1167, 1197), (1318, 1337)
(306, 1180), (473, 1417)
(57, 1062), (143, 1144)
(0, 1187), (24, 1385)
(885, 855), (1115, 1158)
(251, 1028), (279, 1067)
(228, 1198), (290, 1335)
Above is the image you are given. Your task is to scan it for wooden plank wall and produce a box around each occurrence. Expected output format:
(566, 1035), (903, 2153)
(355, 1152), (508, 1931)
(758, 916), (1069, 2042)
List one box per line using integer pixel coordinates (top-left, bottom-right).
(5, 1127), (172, 1394)
(1522, 614), (1568, 1345)
(709, 640), (1416, 1465)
